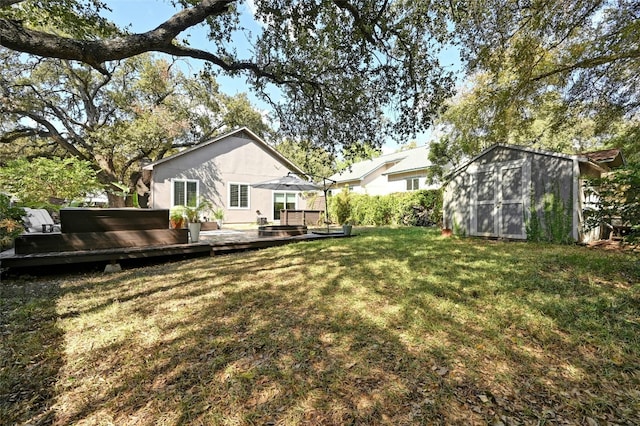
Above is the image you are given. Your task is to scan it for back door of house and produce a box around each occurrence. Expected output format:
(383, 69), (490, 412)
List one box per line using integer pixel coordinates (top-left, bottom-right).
(470, 159), (531, 239)
(273, 192), (296, 220)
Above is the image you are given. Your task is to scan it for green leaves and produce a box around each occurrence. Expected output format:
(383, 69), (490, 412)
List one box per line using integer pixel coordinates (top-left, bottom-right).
(449, 0), (639, 158)
(586, 163), (640, 241)
(1, 0), (119, 38)
(0, 156), (101, 206)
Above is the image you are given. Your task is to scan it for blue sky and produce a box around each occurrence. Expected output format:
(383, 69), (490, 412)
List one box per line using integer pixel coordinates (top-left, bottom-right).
(105, 1), (461, 151)
(106, 0), (263, 101)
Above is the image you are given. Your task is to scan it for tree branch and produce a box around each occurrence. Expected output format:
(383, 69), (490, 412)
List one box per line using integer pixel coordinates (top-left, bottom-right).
(0, 0), (235, 74)
(531, 49), (640, 82)
(0, 0), (24, 7)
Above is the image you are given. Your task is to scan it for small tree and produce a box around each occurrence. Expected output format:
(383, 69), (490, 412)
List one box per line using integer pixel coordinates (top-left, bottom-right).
(586, 164), (640, 241)
(0, 157), (102, 208)
(0, 194), (25, 250)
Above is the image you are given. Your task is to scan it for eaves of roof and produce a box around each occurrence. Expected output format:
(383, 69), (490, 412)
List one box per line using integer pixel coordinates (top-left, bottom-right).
(142, 127), (305, 175)
(444, 143), (593, 181)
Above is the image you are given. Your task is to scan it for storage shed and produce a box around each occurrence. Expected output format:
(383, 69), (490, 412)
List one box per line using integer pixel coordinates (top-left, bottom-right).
(442, 144), (624, 242)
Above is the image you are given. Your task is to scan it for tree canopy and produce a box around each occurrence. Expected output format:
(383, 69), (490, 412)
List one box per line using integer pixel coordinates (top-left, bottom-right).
(0, 0), (457, 159)
(0, 156), (101, 207)
(443, 0), (640, 160)
(0, 50), (270, 205)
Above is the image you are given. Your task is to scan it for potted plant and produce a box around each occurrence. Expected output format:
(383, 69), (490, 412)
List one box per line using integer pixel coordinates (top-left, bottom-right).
(169, 206), (186, 229)
(212, 208), (225, 229)
(184, 198), (213, 243)
(441, 216), (453, 237)
(342, 219), (353, 236)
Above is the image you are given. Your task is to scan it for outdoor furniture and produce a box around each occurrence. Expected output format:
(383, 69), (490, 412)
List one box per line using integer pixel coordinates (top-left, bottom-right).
(14, 208), (188, 254)
(256, 210), (267, 225)
(22, 208), (61, 233)
(280, 209), (324, 226)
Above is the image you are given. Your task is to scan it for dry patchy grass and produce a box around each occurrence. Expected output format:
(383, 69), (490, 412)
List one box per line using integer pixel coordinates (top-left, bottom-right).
(1, 227), (639, 425)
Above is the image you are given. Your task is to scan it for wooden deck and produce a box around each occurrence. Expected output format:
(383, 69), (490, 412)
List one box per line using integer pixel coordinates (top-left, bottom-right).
(0, 230), (349, 272)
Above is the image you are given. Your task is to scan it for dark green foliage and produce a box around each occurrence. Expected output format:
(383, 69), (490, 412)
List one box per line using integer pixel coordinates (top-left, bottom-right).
(333, 188), (352, 225)
(331, 189), (442, 227)
(0, 193), (25, 250)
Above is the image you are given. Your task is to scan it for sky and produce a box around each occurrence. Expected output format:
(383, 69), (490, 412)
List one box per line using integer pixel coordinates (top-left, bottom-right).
(106, 0), (264, 103)
(105, 1), (462, 152)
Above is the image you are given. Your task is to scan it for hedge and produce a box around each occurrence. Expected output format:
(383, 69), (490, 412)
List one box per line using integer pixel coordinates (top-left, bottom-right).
(328, 189), (442, 227)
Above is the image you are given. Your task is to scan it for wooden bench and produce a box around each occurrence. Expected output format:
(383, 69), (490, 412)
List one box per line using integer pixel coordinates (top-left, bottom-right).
(15, 208), (188, 254)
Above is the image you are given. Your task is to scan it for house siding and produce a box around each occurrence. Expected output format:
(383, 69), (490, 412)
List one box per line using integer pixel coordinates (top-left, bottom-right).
(149, 132), (306, 223)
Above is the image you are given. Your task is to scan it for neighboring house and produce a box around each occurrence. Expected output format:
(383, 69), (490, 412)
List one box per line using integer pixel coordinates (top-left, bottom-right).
(442, 144), (625, 242)
(329, 145), (438, 195)
(143, 128), (308, 223)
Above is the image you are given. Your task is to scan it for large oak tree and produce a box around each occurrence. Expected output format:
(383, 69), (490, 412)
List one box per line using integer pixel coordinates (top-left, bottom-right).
(0, 50), (269, 206)
(0, 0), (457, 160)
(446, 0), (640, 161)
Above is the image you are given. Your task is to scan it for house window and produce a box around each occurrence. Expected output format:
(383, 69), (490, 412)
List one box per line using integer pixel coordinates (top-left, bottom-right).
(406, 178), (420, 191)
(173, 179), (198, 206)
(229, 183), (249, 209)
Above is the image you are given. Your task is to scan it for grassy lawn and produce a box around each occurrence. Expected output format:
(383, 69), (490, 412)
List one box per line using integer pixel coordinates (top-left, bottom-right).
(1, 227), (639, 425)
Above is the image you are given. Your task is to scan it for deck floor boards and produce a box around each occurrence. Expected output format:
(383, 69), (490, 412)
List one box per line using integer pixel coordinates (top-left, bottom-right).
(1, 230), (348, 270)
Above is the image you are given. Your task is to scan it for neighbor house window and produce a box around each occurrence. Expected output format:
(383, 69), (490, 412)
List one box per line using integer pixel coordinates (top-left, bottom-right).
(173, 179), (198, 206)
(406, 178), (420, 191)
(229, 183), (249, 208)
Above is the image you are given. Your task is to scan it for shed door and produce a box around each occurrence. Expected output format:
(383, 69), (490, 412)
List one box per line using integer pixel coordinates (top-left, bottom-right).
(470, 159), (530, 239)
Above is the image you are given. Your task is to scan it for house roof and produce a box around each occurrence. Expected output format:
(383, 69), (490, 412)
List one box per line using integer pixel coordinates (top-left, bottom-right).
(330, 145), (431, 183)
(143, 127), (306, 175)
(383, 146), (432, 176)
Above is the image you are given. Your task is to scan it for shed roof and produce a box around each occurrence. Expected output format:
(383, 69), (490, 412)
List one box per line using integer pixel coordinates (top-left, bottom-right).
(143, 127), (305, 175)
(444, 144), (595, 181)
(582, 148), (625, 168)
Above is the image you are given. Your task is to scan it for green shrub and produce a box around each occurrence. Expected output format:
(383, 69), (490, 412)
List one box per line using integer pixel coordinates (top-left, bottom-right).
(585, 163), (640, 242)
(526, 183), (573, 244)
(330, 189), (442, 227)
(0, 194), (25, 250)
(333, 187), (352, 224)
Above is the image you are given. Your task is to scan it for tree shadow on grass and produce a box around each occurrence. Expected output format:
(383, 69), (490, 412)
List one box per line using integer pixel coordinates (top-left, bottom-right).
(0, 279), (64, 425)
(2, 227), (639, 424)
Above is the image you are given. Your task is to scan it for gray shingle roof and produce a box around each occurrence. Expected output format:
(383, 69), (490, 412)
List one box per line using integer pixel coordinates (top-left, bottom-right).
(330, 145), (431, 182)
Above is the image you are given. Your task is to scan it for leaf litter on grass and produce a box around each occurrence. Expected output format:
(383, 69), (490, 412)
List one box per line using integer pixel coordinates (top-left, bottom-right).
(1, 227), (639, 425)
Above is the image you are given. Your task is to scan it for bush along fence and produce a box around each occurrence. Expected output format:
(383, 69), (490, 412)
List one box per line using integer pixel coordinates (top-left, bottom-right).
(328, 189), (442, 227)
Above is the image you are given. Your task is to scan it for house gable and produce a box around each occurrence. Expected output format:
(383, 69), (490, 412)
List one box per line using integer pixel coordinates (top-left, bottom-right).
(145, 128), (306, 222)
(330, 145), (433, 195)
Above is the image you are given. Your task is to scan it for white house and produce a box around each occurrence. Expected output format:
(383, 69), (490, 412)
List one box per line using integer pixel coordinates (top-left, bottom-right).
(329, 145), (438, 195)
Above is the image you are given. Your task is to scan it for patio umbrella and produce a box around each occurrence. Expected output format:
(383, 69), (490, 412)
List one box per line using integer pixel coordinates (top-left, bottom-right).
(251, 174), (322, 192)
(252, 173), (335, 231)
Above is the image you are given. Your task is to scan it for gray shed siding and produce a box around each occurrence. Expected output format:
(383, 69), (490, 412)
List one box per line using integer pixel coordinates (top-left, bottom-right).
(443, 145), (578, 240)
